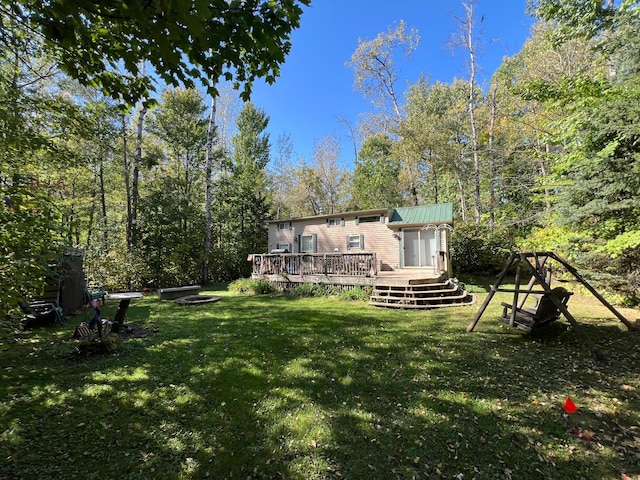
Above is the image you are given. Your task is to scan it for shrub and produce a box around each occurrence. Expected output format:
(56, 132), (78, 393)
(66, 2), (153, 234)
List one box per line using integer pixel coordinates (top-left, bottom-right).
(337, 286), (371, 302)
(450, 224), (516, 275)
(250, 280), (276, 295)
(228, 278), (275, 295)
(289, 283), (329, 297)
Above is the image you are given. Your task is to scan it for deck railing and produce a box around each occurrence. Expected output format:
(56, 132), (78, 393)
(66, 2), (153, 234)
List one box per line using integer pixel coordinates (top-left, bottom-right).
(251, 253), (377, 277)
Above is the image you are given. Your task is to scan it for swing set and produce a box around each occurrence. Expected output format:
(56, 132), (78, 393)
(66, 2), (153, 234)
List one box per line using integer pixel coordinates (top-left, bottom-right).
(466, 251), (638, 360)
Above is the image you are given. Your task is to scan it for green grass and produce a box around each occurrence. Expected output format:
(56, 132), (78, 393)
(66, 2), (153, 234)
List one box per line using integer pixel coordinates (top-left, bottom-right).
(1, 282), (639, 479)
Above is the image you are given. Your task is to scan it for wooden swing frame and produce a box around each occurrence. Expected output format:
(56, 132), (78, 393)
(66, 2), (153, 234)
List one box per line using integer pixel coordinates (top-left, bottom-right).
(466, 251), (637, 360)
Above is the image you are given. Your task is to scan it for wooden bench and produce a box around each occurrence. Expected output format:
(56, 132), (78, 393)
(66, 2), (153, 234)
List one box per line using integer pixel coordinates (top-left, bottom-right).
(158, 285), (201, 300)
(499, 286), (573, 333)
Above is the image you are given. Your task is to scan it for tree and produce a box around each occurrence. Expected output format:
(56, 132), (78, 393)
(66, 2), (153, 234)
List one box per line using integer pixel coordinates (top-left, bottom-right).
(450, 0), (484, 224)
(1, 0), (311, 104)
(0, 18), (76, 326)
(310, 136), (348, 215)
(526, 0), (640, 297)
(399, 79), (451, 206)
(221, 102), (272, 277)
(269, 132), (296, 219)
(203, 93), (219, 285)
(487, 21), (600, 231)
(137, 88), (208, 286)
(348, 20), (419, 128)
(148, 88), (208, 215)
(398, 78), (475, 218)
(350, 134), (401, 210)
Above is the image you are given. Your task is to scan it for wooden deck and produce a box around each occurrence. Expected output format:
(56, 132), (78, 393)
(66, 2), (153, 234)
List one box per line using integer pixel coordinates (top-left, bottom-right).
(254, 269), (445, 288)
(251, 254), (445, 284)
(250, 253), (474, 309)
(375, 269), (446, 286)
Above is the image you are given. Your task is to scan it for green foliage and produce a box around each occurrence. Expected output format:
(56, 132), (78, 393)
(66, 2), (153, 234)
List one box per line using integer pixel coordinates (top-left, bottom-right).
(228, 278), (275, 295)
(214, 103), (271, 279)
(3, 0), (311, 104)
(350, 134), (401, 210)
(450, 224), (516, 275)
(336, 286), (371, 302)
(530, 0), (617, 43)
(0, 185), (63, 331)
(288, 282), (330, 297)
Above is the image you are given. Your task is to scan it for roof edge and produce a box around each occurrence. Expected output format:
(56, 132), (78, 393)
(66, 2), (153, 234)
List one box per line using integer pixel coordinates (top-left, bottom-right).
(268, 208), (391, 224)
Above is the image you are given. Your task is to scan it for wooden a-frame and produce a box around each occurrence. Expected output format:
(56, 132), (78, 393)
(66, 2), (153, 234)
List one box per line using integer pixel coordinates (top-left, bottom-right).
(466, 251), (638, 360)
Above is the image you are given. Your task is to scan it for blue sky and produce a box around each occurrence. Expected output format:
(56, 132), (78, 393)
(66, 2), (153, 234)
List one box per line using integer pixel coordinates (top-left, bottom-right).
(248, 0), (536, 169)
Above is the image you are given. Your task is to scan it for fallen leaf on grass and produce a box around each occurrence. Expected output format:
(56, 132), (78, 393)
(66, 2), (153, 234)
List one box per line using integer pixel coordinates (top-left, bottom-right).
(570, 427), (593, 441)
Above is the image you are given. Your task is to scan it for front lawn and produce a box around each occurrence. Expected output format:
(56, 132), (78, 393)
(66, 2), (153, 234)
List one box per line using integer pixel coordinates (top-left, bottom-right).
(1, 283), (638, 479)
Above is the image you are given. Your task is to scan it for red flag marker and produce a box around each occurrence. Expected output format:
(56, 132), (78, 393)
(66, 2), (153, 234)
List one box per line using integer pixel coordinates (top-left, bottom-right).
(563, 396), (577, 413)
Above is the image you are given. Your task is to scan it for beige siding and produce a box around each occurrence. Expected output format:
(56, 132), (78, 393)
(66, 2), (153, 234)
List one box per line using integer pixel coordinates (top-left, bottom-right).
(268, 214), (402, 270)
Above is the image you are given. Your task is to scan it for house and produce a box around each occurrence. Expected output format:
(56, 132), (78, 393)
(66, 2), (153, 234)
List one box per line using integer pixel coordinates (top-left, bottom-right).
(265, 203), (454, 275)
(250, 202), (473, 309)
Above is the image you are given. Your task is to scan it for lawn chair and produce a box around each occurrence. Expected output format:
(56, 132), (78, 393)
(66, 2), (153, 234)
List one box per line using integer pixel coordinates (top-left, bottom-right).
(20, 299), (65, 327)
(499, 286), (573, 333)
(84, 284), (106, 305)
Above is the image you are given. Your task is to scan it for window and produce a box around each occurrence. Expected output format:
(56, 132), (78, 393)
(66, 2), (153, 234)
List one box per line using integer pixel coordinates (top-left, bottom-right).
(326, 218), (344, 227)
(276, 243), (291, 252)
(277, 222), (291, 230)
(346, 234), (364, 250)
(356, 215), (383, 224)
(300, 234), (316, 253)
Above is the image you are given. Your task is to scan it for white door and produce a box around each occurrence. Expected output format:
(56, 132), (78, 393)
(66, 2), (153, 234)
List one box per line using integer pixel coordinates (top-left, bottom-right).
(403, 229), (436, 267)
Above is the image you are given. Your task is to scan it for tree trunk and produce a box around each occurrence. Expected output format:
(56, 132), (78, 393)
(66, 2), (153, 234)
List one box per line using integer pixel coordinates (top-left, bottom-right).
(541, 141), (552, 214)
(464, 1), (481, 225)
(488, 86), (497, 230)
(453, 0), (482, 224)
(204, 95), (217, 284)
(456, 150), (467, 222)
(99, 151), (108, 246)
(132, 103), (147, 247)
(122, 114), (132, 249)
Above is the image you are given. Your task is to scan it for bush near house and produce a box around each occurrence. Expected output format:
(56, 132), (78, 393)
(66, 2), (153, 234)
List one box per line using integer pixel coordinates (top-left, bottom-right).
(450, 224), (516, 275)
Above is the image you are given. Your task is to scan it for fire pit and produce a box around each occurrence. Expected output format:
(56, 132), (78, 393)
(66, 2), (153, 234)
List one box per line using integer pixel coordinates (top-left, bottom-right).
(174, 295), (221, 305)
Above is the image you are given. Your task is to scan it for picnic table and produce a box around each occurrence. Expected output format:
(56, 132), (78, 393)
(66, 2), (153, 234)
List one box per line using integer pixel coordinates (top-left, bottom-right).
(107, 292), (143, 325)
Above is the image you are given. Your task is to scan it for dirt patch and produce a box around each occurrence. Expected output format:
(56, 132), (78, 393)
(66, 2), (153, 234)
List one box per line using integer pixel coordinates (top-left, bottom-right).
(116, 323), (159, 339)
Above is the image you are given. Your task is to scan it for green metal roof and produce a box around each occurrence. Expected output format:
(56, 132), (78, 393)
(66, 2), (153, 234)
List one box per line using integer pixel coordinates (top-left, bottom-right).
(388, 203), (453, 225)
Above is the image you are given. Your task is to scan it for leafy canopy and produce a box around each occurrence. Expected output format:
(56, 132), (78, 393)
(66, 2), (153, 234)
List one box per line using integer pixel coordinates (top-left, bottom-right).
(1, 0), (310, 104)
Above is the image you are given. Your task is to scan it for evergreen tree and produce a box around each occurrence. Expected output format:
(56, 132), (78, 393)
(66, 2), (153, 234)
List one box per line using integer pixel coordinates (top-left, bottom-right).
(223, 102), (271, 277)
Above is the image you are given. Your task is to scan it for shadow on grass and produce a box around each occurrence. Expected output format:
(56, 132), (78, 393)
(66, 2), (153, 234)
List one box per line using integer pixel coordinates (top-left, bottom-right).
(1, 291), (639, 479)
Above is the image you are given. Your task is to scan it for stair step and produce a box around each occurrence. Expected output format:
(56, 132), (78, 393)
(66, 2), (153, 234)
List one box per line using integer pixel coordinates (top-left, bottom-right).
(374, 282), (454, 292)
(369, 277), (474, 310)
(370, 291), (471, 302)
(371, 287), (460, 298)
(369, 297), (475, 309)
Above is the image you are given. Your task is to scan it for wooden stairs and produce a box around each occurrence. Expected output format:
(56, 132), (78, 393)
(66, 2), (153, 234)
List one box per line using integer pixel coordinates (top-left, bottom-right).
(369, 278), (475, 309)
